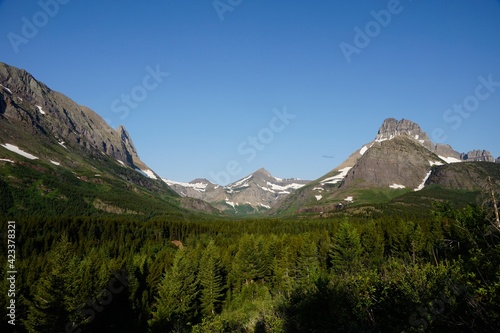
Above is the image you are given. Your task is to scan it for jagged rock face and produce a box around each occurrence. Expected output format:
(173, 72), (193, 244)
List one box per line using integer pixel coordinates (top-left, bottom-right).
(460, 150), (495, 162)
(497, 157), (500, 164)
(376, 118), (430, 143)
(164, 168), (309, 213)
(0, 62), (150, 171)
(376, 118), (461, 159)
(341, 136), (439, 190)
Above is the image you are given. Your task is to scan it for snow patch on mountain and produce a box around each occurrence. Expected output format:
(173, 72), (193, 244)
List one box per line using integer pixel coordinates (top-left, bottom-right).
(389, 184), (406, 189)
(321, 167), (352, 185)
(0, 84), (12, 94)
(439, 156), (462, 164)
(429, 160), (444, 166)
(1, 143), (38, 160)
(225, 199), (237, 208)
(360, 146), (368, 155)
(267, 181), (305, 192)
(163, 179), (208, 193)
(136, 168), (157, 180)
(414, 171), (432, 191)
(36, 105), (46, 115)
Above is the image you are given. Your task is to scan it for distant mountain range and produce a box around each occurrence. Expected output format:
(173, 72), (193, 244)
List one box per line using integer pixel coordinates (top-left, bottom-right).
(1, 62), (499, 217)
(163, 168), (309, 214)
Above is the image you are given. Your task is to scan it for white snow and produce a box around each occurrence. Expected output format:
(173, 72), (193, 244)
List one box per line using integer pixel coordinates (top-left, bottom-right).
(438, 155), (462, 164)
(0, 84), (12, 94)
(414, 135), (419, 140)
(344, 196), (354, 202)
(142, 169), (157, 180)
(260, 203), (271, 209)
(414, 171), (432, 192)
(419, 140), (425, 144)
(320, 167), (352, 185)
(429, 160), (444, 166)
(315, 195), (323, 201)
(58, 141), (67, 149)
(313, 187), (324, 191)
(267, 181), (305, 192)
(257, 185), (275, 193)
(1, 143), (38, 160)
(389, 184), (406, 189)
(135, 168), (157, 180)
(225, 199), (237, 208)
(360, 146), (368, 155)
(231, 175), (253, 188)
(0, 158), (14, 163)
(274, 176), (283, 182)
(375, 134), (396, 142)
(116, 159), (126, 166)
(50, 160), (61, 166)
(36, 105), (46, 115)
(163, 179), (208, 193)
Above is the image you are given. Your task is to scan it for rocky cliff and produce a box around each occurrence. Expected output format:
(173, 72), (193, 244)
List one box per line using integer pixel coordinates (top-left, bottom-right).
(0, 62), (151, 173)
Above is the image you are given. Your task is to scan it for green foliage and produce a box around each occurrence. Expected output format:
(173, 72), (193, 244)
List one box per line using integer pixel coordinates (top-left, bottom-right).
(149, 248), (199, 332)
(24, 235), (77, 333)
(330, 220), (363, 273)
(199, 241), (225, 317)
(3, 201), (500, 332)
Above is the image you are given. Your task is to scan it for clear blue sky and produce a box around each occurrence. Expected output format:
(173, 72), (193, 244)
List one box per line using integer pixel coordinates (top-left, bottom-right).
(1, 0), (499, 184)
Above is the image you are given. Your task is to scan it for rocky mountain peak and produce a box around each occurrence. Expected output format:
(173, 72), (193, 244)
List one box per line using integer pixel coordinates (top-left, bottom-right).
(0, 62), (153, 174)
(190, 178), (212, 184)
(253, 168), (272, 179)
(117, 125), (138, 156)
(376, 118), (429, 142)
(164, 168), (309, 214)
(460, 150), (495, 162)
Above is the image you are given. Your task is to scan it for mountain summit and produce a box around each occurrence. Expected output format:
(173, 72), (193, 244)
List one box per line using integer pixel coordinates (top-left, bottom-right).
(274, 118), (498, 215)
(164, 168), (309, 214)
(0, 62), (155, 174)
(0, 62), (214, 216)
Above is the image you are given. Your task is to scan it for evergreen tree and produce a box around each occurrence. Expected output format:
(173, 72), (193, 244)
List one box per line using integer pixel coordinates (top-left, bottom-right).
(24, 235), (77, 333)
(199, 240), (225, 317)
(330, 221), (362, 274)
(149, 249), (199, 332)
(295, 240), (320, 290)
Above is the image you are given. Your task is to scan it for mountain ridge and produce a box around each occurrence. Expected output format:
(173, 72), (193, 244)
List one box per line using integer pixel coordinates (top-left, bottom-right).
(0, 62), (224, 217)
(163, 167), (309, 214)
(271, 118), (499, 216)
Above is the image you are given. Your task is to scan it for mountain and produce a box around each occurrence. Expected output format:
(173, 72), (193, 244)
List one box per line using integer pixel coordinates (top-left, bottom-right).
(0, 62), (153, 174)
(0, 62), (218, 216)
(273, 118), (499, 216)
(163, 168), (309, 214)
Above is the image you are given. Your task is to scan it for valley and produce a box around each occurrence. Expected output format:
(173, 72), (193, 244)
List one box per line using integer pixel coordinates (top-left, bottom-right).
(1, 62), (500, 332)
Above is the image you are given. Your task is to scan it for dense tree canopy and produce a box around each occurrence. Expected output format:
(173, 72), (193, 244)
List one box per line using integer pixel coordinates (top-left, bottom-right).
(1, 202), (500, 332)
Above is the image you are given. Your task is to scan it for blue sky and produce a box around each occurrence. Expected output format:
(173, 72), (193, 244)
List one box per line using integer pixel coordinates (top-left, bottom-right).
(1, 0), (499, 184)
